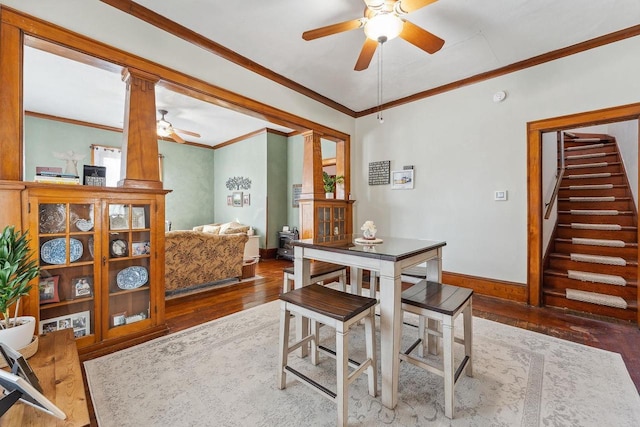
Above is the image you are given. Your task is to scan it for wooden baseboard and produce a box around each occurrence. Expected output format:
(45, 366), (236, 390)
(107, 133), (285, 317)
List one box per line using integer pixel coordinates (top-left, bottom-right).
(442, 271), (528, 303)
(261, 248), (278, 259)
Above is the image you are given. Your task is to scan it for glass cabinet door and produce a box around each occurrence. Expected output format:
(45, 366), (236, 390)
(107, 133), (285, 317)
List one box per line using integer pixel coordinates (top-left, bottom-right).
(105, 203), (152, 335)
(37, 202), (97, 345)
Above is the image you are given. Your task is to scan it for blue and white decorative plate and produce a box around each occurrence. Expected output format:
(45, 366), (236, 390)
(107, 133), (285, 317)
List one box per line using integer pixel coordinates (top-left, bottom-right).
(41, 238), (83, 264)
(116, 266), (149, 290)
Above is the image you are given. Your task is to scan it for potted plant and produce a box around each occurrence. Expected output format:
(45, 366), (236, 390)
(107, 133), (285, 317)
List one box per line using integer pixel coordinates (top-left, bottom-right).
(0, 226), (39, 350)
(322, 171), (344, 199)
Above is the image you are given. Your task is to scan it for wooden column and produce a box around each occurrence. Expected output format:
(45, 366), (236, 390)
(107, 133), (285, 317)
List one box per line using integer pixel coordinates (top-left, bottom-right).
(119, 67), (162, 189)
(300, 130), (325, 200)
(0, 19), (23, 181)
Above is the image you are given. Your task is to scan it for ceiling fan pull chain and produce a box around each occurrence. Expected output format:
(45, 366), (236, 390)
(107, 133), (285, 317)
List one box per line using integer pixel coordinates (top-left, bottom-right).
(377, 41), (384, 124)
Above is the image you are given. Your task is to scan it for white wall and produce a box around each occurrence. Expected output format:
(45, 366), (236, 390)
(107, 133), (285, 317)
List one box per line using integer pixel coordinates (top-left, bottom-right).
(354, 36), (640, 284)
(608, 121), (639, 206)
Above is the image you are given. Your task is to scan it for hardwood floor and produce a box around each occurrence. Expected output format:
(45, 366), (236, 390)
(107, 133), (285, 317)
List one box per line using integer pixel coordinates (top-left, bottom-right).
(166, 258), (640, 393)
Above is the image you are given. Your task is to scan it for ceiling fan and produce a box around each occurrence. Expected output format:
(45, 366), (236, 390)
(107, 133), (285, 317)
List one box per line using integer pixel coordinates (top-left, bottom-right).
(302, 0), (444, 71)
(156, 109), (201, 144)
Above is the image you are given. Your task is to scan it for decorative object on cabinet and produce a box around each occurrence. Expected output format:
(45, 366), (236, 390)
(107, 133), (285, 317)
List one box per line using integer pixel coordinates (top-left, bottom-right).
(109, 239), (128, 257)
(225, 176), (251, 191)
(53, 150), (85, 176)
(131, 207), (146, 229)
(243, 194), (250, 206)
(39, 311), (90, 338)
(39, 204), (66, 234)
(83, 165), (106, 187)
(368, 160), (391, 185)
(391, 169), (414, 189)
(132, 242), (150, 256)
(112, 312), (126, 327)
(38, 276), (60, 304)
(41, 238), (83, 265)
(74, 218), (93, 232)
(322, 171), (344, 199)
(71, 277), (93, 298)
(116, 266), (148, 290)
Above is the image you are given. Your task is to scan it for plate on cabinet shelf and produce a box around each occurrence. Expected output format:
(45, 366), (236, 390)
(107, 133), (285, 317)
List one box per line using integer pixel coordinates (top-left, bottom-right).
(40, 238), (83, 264)
(75, 218), (94, 232)
(116, 266), (148, 290)
(39, 204), (66, 234)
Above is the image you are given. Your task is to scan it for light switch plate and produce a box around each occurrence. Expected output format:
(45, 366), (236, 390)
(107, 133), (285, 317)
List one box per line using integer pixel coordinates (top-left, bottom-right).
(494, 190), (508, 201)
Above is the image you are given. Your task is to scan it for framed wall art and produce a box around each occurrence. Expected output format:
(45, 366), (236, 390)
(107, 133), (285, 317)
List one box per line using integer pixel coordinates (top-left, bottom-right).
(243, 194), (250, 206)
(232, 192), (243, 207)
(391, 170), (414, 190)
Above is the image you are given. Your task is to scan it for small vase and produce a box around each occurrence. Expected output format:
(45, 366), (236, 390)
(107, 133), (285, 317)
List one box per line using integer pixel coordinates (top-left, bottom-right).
(363, 229), (377, 240)
(325, 192), (334, 199)
(0, 316), (36, 350)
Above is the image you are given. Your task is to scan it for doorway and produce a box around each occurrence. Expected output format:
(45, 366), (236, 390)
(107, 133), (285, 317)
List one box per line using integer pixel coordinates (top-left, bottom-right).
(527, 103), (640, 326)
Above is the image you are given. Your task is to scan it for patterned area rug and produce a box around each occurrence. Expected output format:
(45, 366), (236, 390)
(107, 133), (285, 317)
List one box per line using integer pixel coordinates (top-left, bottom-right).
(85, 301), (640, 426)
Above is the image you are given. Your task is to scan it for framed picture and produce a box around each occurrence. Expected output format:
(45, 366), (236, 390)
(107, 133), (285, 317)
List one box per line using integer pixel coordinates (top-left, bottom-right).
(39, 310), (90, 337)
(131, 207), (146, 229)
(292, 184), (302, 208)
(132, 241), (151, 256)
(391, 170), (414, 190)
(227, 195), (233, 206)
(112, 312), (127, 327)
(83, 165), (106, 186)
(39, 276), (59, 304)
(232, 191), (243, 207)
(243, 194), (250, 206)
(71, 276), (93, 299)
(108, 204), (129, 230)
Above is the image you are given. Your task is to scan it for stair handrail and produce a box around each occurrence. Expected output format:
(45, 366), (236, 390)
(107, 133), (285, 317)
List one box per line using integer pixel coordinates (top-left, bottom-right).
(544, 131), (565, 219)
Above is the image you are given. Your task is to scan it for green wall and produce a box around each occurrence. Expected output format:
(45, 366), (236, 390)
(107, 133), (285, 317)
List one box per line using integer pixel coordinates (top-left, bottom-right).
(24, 116), (216, 231)
(266, 133), (288, 248)
(213, 133), (268, 246)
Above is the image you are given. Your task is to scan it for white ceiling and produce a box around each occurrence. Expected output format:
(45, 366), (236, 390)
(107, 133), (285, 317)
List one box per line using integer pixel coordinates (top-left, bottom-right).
(21, 0), (640, 146)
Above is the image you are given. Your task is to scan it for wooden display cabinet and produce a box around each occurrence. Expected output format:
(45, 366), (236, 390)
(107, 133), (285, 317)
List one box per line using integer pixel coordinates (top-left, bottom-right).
(21, 184), (169, 356)
(299, 199), (353, 243)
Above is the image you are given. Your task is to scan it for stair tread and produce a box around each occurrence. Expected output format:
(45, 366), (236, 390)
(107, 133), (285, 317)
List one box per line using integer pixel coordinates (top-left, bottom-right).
(555, 238), (637, 247)
(544, 289), (638, 309)
(544, 269), (637, 287)
(549, 253), (638, 265)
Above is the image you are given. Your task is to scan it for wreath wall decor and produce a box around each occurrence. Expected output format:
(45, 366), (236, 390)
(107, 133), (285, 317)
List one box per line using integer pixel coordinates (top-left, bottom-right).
(226, 176), (252, 191)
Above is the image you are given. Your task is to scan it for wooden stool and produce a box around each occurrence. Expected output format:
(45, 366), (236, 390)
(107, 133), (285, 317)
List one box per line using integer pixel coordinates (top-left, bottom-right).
(277, 284), (377, 427)
(399, 280), (473, 419)
(282, 261), (347, 293)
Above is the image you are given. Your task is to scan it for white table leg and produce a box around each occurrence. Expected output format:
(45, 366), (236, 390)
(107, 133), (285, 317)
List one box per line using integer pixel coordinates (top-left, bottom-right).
(378, 263), (401, 409)
(293, 246), (311, 357)
(350, 267), (362, 296)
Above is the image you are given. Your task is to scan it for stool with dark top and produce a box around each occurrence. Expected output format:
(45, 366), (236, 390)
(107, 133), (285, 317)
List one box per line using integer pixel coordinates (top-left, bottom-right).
(277, 284), (377, 426)
(400, 280), (473, 419)
(282, 261), (347, 293)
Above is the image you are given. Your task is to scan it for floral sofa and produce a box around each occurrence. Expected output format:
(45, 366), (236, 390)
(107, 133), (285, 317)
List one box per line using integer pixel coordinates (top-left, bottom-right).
(164, 229), (249, 297)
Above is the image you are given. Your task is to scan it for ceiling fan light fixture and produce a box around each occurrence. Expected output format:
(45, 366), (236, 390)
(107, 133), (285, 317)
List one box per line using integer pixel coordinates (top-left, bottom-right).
(364, 0), (386, 12)
(364, 13), (403, 42)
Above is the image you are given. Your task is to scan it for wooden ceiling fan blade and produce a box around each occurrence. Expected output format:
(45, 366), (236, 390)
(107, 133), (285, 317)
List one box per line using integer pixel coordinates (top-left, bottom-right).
(169, 130), (186, 144)
(354, 38), (378, 71)
(302, 18), (364, 41)
(399, 20), (444, 54)
(173, 127), (201, 138)
(396, 0), (438, 14)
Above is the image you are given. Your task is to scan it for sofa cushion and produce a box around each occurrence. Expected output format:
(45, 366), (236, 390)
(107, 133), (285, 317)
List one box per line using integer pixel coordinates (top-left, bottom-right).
(219, 221), (242, 234)
(221, 225), (250, 235)
(202, 224), (221, 234)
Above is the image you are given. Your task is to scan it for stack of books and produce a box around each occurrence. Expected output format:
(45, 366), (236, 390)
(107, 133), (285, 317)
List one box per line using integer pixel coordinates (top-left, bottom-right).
(34, 166), (81, 185)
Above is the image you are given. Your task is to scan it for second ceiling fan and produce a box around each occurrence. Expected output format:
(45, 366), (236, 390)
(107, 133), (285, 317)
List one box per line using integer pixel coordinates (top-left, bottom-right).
(303, 0), (444, 71)
(156, 109), (201, 144)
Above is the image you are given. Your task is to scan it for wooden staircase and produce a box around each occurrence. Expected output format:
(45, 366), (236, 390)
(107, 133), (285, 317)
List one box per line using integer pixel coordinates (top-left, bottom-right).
(543, 132), (638, 322)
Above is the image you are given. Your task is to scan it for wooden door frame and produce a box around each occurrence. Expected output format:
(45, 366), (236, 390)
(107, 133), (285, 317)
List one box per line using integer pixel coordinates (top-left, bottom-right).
(527, 103), (640, 324)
